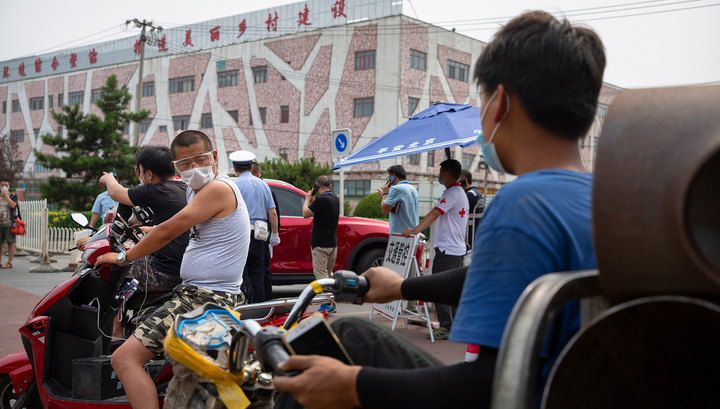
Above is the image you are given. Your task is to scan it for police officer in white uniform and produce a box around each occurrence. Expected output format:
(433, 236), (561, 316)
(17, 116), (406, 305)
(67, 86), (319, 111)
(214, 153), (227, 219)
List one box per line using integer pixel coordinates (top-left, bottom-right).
(230, 150), (280, 303)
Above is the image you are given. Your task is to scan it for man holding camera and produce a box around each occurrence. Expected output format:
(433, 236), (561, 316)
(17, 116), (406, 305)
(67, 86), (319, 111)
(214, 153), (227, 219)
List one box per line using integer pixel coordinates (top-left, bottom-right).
(303, 175), (339, 313)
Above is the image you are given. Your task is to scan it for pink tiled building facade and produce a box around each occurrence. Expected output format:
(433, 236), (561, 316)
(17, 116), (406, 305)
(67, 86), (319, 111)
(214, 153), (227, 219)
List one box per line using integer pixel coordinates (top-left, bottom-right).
(1, 0), (619, 199)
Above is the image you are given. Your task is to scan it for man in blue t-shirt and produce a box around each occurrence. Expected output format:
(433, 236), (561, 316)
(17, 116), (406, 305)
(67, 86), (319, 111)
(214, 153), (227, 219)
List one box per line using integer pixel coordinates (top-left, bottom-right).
(378, 165), (419, 235)
(274, 11), (606, 409)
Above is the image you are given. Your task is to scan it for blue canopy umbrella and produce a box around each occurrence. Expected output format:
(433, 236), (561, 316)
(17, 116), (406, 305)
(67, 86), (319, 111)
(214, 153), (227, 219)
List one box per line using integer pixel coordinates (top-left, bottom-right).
(333, 103), (482, 170)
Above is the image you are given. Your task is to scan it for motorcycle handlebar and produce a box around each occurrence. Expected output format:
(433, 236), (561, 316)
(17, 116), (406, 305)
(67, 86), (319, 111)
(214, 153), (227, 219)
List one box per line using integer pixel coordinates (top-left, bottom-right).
(282, 271), (369, 329)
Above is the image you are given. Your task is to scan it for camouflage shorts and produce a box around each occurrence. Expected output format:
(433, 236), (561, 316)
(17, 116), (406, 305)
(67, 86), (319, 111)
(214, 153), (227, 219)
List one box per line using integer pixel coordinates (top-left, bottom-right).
(133, 284), (245, 355)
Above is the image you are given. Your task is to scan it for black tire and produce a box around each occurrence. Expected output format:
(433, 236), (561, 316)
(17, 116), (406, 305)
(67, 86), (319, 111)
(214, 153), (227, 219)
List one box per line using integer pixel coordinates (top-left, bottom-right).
(354, 248), (386, 274)
(0, 375), (17, 409)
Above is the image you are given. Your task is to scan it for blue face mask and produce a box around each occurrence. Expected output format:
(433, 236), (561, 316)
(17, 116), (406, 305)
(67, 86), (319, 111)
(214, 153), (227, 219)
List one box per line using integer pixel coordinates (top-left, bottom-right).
(438, 174), (444, 184)
(477, 90), (510, 174)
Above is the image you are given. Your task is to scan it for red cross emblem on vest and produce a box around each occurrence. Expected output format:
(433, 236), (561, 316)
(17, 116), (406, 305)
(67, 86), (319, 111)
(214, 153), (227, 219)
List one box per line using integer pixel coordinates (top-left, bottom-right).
(440, 198), (446, 204)
(459, 208), (466, 218)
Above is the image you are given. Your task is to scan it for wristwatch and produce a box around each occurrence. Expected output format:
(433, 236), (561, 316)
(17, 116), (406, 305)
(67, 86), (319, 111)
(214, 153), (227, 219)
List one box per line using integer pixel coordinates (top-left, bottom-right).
(116, 250), (132, 266)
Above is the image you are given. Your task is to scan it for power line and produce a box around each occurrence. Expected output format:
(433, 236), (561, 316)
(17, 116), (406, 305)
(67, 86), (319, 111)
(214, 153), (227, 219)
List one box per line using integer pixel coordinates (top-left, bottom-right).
(12, 0), (719, 61)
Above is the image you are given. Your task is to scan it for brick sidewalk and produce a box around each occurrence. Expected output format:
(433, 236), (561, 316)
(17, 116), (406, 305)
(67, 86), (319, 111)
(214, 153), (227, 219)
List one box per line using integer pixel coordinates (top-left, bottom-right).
(0, 285), (41, 358)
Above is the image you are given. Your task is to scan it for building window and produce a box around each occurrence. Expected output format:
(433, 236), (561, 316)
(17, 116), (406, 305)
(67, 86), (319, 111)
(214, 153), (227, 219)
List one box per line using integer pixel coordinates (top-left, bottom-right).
(159, 125), (167, 133)
(597, 103), (609, 118)
(2, 101), (5, 113)
(279, 148), (288, 161)
(280, 106), (289, 123)
(169, 76), (195, 94)
(57, 126), (63, 136)
(427, 151), (435, 167)
(140, 119), (152, 134)
(13, 160), (24, 170)
(252, 66), (267, 83)
(228, 110), (239, 124)
(346, 180), (371, 196)
(58, 94), (64, 106)
(355, 50), (376, 71)
(354, 97), (374, 117)
(173, 115), (191, 131)
(201, 113), (213, 129)
(34, 128), (41, 138)
(91, 89), (101, 103)
(35, 162), (53, 173)
(142, 81), (155, 97)
(249, 109), (253, 126)
(48, 95), (53, 109)
(259, 108), (267, 125)
(462, 153), (474, 170)
(30, 97), (44, 111)
(410, 49), (426, 71)
(407, 153), (419, 165)
(12, 100), (21, 112)
(447, 60), (469, 82)
(408, 97), (419, 116)
(10, 130), (24, 143)
(68, 91), (84, 105)
(218, 70), (239, 88)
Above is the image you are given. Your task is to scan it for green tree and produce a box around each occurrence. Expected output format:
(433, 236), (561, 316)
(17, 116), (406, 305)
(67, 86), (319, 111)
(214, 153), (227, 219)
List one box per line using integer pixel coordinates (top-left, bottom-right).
(353, 193), (386, 219)
(259, 156), (332, 192)
(35, 75), (149, 210)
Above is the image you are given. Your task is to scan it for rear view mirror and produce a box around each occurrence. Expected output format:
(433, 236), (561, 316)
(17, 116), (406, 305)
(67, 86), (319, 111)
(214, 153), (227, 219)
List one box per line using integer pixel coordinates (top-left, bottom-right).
(71, 213), (89, 227)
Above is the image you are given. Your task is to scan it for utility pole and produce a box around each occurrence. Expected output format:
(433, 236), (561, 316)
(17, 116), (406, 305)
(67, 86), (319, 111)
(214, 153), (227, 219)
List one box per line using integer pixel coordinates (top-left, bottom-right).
(126, 19), (162, 147)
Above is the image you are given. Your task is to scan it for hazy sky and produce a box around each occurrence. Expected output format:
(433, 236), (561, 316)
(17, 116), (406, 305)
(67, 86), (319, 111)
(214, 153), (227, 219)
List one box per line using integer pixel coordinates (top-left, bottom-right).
(1, 0), (718, 88)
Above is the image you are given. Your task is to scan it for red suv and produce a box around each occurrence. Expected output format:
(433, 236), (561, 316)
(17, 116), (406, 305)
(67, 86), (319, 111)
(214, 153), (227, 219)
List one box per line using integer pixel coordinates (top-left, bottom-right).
(266, 180), (394, 284)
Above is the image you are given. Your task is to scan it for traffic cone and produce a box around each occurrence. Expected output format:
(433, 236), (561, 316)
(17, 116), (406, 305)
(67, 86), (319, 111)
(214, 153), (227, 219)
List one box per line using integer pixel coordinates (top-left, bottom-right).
(465, 344), (480, 362)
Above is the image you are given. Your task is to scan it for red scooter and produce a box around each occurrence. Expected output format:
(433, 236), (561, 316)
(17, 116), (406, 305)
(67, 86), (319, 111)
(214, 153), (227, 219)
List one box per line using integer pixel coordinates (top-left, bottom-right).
(0, 213), (329, 409)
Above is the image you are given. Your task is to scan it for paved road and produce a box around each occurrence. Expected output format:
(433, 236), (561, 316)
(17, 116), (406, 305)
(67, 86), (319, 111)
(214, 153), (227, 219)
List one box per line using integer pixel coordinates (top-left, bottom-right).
(0, 252), (466, 365)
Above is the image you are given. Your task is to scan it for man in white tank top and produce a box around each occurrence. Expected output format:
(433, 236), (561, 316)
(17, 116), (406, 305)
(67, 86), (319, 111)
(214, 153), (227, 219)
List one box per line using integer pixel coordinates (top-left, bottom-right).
(95, 130), (250, 409)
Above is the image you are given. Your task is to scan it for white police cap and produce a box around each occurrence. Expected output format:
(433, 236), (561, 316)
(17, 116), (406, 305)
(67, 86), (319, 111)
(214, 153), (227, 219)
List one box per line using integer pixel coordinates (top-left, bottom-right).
(229, 150), (256, 164)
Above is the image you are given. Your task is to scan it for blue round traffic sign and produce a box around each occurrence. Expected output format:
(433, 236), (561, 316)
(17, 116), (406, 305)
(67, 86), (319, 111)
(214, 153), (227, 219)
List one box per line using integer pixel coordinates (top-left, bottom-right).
(335, 133), (348, 153)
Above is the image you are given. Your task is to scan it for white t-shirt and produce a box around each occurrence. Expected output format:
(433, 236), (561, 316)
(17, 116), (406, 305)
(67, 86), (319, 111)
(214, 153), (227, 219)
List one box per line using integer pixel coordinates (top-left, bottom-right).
(434, 184), (470, 256)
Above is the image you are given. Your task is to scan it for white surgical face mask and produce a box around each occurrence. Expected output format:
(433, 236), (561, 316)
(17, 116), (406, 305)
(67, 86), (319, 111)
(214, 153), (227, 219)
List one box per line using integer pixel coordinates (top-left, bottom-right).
(180, 163), (215, 190)
(0, 186), (7, 192)
(139, 170), (149, 186)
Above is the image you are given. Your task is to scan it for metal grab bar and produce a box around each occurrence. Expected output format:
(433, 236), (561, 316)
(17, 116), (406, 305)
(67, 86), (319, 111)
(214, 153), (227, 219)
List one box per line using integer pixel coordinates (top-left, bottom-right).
(234, 295), (333, 322)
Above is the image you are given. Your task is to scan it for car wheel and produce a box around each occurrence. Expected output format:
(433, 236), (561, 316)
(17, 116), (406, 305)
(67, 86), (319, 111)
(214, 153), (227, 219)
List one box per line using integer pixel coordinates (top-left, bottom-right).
(354, 248), (386, 274)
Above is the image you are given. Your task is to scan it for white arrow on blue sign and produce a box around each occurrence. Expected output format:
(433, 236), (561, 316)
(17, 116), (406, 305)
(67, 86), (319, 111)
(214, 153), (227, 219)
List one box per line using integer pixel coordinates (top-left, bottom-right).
(331, 128), (352, 157)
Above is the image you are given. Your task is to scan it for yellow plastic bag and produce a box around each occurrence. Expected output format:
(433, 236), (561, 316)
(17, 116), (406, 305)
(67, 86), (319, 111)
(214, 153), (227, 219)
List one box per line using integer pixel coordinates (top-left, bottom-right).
(164, 316), (250, 409)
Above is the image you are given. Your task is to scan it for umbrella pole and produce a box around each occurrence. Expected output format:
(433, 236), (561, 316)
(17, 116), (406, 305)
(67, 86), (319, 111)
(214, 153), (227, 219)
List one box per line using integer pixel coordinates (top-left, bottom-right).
(483, 167), (489, 197)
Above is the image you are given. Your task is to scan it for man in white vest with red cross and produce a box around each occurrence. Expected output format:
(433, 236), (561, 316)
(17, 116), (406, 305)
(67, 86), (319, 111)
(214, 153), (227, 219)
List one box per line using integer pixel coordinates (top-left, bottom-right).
(402, 158), (469, 339)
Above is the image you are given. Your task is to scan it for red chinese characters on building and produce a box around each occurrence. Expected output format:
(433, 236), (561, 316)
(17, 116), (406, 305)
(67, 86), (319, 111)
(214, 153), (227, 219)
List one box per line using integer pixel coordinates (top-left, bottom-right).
(18, 62), (26, 77)
(237, 19), (247, 38)
(332, 0), (347, 18)
(158, 34), (168, 52)
(298, 4), (312, 26)
(184, 30), (194, 47)
(35, 58), (42, 73)
(266, 12), (279, 32)
(134, 39), (142, 56)
(51, 56), (59, 71)
(70, 53), (78, 68)
(210, 26), (220, 42)
(2, 66), (9, 78)
(89, 49), (97, 64)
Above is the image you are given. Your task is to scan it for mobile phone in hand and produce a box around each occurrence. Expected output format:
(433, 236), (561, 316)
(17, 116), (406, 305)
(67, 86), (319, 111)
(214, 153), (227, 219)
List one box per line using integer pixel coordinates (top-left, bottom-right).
(311, 183), (319, 196)
(281, 313), (353, 365)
